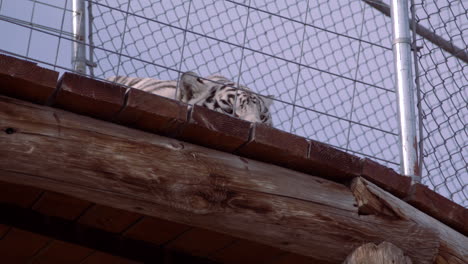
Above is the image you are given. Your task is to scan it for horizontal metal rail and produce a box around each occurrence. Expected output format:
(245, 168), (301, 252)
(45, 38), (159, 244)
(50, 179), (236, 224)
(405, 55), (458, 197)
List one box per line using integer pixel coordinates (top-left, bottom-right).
(363, 0), (468, 64)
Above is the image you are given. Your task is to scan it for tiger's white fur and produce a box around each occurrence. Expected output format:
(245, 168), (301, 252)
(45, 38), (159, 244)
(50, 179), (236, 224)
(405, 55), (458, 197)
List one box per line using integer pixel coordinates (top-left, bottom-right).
(107, 72), (273, 125)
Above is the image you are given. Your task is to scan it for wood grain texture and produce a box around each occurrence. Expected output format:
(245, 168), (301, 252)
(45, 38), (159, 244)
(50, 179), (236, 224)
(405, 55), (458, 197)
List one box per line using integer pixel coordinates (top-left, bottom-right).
(237, 123), (309, 171)
(361, 158), (411, 198)
(0, 95), (446, 263)
(116, 88), (189, 136)
(53, 73), (127, 120)
(29, 240), (93, 264)
(77, 205), (142, 233)
(166, 228), (234, 257)
(271, 253), (325, 264)
(177, 104), (251, 152)
(124, 216), (191, 246)
(80, 252), (141, 264)
(0, 202), (213, 264)
(343, 242), (413, 264)
(209, 240), (285, 264)
(32, 191), (91, 220)
(0, 54), (59, 104)
(0, 228), (50, 263)
(0, 180), (43, 208)
(351, 178), (468, 264)
(406, 183), (468, 236)
(350, 178), (400, 219)
(307, 140), (362, 181)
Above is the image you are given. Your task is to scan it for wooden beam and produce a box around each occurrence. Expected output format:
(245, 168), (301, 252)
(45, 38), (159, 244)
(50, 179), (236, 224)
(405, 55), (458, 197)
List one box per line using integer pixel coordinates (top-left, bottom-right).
(0, 203), (216, 264)
(0, 95), (461, 263)
(351, 178), (467, 264)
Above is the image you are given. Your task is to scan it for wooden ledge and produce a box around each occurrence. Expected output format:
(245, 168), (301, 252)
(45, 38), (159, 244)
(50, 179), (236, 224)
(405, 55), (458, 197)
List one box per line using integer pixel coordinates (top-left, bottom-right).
(116, 88), (189, 136)
(307, 140), (362, 181)
(351, 177), (467, 264)
(53, 73), (127, 120)
(237, 123), (309, 170)
(4, 95), (466, 263)
(361, 158), (412, 198)
(0, 55), (466, 239)
(177, 105), (251, 152)
(0, 54), (58, 104)
(406, 183), (468, 236)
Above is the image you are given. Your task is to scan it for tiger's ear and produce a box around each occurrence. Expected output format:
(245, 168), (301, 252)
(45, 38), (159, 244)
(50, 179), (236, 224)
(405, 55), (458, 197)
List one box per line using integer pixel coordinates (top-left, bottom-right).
(177, 71), (210, 103)
(262, 95), (275, 108)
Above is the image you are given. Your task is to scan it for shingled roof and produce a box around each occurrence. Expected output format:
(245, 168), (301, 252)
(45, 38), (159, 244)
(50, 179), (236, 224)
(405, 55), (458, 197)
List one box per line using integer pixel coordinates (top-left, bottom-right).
(0, 54), (466, 264)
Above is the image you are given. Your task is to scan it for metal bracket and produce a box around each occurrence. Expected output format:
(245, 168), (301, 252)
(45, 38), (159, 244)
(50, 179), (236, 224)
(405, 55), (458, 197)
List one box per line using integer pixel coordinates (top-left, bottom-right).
(85, 60), (97, 68)
(411, 44), (423, 52)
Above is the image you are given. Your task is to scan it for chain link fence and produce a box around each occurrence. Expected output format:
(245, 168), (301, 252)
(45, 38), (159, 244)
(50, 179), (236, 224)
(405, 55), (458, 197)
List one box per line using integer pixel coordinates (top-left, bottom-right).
(89, 0), (401, 170)
(411, 0), (467, 206)
(0, 0), (465, 206)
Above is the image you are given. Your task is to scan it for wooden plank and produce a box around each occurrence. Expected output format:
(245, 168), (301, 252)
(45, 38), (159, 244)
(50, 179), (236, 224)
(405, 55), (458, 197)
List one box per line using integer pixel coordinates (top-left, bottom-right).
(0, 180), (43, 208)
(0, 228), (50, 263)
(237, 123), (310, 171)
(271, 253), (325, 264)
(32, 191), (92, 220)
(116, 88), (189, 137)
(177, 104), (251, 152)
(166, 227), (234, 257)
(81, 251), (142, 264)
(77, 205), (142, 233)
(0, 202), (207, 263)
(0, 224), (9, 238)
(210, 240), (285, 264)
(124, 216), (191, 246)
(0, 95), (450, 263)
(307, 140), (362, 181)
(361, 158), (411, 198)
(0, 95), (355, 211)
(406, 183), (468, 236)
(29, 240), (93, 264)
(53, 73), (127, 120)
(351, 177), (468, 264)
(0, 54), (58, 104)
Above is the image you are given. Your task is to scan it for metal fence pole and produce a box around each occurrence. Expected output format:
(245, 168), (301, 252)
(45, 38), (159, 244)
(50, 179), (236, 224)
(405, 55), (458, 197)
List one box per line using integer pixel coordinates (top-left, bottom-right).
(87, 0), (95, 77)
(390, 0), (420, 181)
(72, 0), (86, 74)
(363, 0), (468, 65)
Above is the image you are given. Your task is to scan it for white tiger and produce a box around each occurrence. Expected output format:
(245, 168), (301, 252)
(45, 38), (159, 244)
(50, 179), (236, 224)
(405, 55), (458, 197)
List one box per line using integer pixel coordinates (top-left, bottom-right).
(107, 71), (273, 125)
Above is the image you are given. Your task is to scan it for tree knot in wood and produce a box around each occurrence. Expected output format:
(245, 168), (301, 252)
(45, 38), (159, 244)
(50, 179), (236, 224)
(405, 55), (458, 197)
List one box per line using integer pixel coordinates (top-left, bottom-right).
(188, 187), (237, 213)
(185, 174), (237, 214)
(4, 127), (16, 134)
(229, 197), (273, 214)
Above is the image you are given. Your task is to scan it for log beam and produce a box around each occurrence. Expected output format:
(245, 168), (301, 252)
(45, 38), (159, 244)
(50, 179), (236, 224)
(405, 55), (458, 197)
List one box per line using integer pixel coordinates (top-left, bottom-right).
(351, 178), (467, 264)
(0, 95), (465, 263)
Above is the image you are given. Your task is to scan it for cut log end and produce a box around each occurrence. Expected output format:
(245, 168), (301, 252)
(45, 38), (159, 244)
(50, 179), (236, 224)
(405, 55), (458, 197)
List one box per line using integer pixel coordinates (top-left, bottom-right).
(350, 177), (402, 219)
(343, 242), (413, 264)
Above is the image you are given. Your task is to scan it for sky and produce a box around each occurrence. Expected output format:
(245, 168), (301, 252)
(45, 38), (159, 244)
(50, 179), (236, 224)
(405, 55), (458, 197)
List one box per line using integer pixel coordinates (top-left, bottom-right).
(0, 0), (465, 206)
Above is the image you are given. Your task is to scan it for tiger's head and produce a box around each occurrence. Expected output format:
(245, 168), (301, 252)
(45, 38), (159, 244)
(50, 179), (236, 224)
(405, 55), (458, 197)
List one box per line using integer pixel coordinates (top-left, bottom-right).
(177, 71), (274, 125)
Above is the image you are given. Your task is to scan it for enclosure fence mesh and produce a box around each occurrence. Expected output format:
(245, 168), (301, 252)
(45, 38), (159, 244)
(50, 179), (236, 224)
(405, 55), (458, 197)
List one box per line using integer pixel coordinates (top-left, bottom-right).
(0, 0), (466, 206)
(412, 0), (467, 207)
